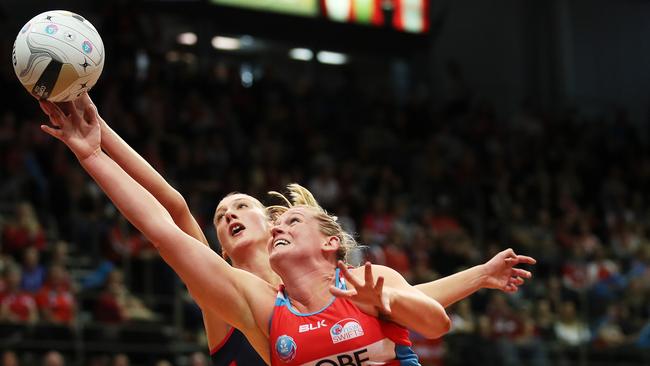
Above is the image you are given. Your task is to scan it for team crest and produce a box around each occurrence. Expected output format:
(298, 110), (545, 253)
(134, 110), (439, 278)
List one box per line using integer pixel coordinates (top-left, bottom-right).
(276, 335), (297, 363)
(330, 318), (364, 344)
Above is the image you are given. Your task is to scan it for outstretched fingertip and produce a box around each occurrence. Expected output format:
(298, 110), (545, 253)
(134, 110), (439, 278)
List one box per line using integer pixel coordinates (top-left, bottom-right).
(40, 124), (60, 138)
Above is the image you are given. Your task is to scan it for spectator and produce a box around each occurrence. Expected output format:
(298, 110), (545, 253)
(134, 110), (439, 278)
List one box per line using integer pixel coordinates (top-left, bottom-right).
(307, 161), (340, 209)
(94, 269), (157, 323)
(0, 265), (38, 324)
(362, 196), (395, 244)
(20, 246), (46, 293)
(188, 352), (207, 366)
(1, 202), (46, 257)
(1, 351), (19, 366)
(535, 299), (556, 341)
(449, 299), (476, 334)
(111, 353), (129, 366)
(35, 265), (76, 325)
(593, 303), (634, 349)
(554, 301), (590, 347)
(41, 351), (64, 366)
(48, 241), (70, 268)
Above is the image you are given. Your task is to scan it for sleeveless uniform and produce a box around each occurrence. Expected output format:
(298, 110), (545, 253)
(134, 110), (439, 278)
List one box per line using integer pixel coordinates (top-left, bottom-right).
(210, 327), (267, 366)
(269, 269), (420, 366)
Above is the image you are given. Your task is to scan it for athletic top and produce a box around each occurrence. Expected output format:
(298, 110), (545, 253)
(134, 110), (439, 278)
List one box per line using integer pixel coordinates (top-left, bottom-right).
(269, 268), (420, 366)
(210, 327), (267, 366)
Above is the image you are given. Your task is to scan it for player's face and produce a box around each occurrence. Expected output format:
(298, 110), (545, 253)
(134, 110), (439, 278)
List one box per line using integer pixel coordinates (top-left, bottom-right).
(214, 194), (270, 259)
(268, 206), (327, 262)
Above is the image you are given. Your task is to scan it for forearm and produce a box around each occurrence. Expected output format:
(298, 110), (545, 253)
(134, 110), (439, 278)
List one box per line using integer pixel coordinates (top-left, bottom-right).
(414, 264), (486, 308)
(386, 287), (450, 339)
(100, 123), (207, 244)
(80, 149), (176, 239)
(100, 123), (178, 209)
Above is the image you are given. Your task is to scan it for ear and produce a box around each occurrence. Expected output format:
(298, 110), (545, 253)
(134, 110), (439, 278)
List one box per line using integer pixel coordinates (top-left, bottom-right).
(221, 248), (230, 262)
(322, 236), (340, 254)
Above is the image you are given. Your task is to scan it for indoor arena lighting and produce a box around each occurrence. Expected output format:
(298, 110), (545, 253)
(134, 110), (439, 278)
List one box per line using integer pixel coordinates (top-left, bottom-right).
(177, 32), (197, 46)
(289, 48), (314, 61)
(316, 51), (348, 65)
(211, 36), (241, 50)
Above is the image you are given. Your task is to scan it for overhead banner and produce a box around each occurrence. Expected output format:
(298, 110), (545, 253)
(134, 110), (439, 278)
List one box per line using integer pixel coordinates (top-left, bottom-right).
(209, 0), (319, 17)
(323, 0), (429, 33)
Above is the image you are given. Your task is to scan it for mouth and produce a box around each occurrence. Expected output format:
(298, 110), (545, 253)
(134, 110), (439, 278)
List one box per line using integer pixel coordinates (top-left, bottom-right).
(229, 223), (246, 237)
(273, 238), (290, 248)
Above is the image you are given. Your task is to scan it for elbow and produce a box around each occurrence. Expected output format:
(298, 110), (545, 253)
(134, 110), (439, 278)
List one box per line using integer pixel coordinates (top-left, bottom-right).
(421, 312), (451, 339)
(165, 189), (190, 218)
(440, 313), (452, 335)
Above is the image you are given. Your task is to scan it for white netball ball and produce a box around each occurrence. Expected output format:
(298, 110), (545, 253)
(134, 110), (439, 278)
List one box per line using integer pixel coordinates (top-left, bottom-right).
(12, 10), (105, 102)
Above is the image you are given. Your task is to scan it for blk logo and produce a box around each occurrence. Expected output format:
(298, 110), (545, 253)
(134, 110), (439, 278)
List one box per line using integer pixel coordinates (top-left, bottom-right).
(299, 320), (327, 333)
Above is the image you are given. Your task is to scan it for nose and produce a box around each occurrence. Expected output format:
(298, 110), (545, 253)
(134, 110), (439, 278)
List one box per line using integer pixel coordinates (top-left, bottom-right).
(225, 211), (238, 223)
(271, 225), (285, 236)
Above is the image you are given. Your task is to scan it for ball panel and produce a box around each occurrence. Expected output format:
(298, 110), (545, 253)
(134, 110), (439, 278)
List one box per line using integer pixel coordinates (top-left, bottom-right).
(31, 59), (62, 100)
(50, 63), (82, 98)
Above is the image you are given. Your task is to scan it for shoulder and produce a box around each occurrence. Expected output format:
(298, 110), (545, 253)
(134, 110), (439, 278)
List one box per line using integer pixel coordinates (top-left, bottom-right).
(347, 264), (402, 278)
(347, 264), (409, 288)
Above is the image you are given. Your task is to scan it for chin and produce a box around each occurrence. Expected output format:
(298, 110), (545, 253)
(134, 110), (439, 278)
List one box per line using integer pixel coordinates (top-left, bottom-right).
(269, 252), (283, 273)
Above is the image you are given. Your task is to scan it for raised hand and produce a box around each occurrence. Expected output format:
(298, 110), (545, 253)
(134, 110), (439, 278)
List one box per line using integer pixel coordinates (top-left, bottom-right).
(72, 93), (107, 126)
(330, 261), (392, 316)
(481, 248), (536, 292)
(39, 95), (101, 160)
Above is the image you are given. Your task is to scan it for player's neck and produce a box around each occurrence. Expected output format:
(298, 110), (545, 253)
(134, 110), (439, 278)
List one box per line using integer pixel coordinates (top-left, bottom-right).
(280, 263), (336, 314)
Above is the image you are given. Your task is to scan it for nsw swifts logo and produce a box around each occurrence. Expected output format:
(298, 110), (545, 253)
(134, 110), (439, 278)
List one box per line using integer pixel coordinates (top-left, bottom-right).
(330, 318), (364, 344)
(275, 335), (297, 363)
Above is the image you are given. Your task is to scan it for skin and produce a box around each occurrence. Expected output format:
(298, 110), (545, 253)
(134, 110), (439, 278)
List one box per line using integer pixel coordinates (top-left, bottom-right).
(38, 95), (536, 361)
(38, 98), (454, 363)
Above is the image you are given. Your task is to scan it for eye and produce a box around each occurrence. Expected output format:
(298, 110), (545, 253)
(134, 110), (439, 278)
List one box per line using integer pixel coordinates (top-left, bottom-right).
(215, 213), (224, 222)
(289, 217), (300, 224)
(237, 203), (248, 209)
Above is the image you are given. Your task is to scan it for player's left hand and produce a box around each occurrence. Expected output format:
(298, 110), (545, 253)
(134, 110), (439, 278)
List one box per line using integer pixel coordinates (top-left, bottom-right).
(330, 261), (392, 316)
(39, 98), (101, 160)
(481, 248), (536, 292)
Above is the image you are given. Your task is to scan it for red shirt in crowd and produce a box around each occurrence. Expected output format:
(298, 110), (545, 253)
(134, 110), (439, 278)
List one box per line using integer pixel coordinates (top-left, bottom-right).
(35, 284), (75, 324)
(0, 291), (37, 322)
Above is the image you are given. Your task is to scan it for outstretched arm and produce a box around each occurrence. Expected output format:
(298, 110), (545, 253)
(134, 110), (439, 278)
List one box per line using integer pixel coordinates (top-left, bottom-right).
(414, 248), (536, 308)
(39, 101), (275, 355)
(72, 95), (231, 351)
(332, 262), (451, 339)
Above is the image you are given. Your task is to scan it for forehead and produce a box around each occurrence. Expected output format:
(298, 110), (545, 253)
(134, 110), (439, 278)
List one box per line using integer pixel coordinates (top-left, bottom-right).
(216, 194), (259, 210)
(278, 206), (315, 220)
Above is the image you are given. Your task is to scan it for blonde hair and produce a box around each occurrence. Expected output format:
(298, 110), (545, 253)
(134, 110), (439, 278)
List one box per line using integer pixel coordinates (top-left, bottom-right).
(267, 183), (357, 263)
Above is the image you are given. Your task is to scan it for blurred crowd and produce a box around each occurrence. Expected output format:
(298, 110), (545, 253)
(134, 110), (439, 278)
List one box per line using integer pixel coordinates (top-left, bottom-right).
(1, 3), (650, 366)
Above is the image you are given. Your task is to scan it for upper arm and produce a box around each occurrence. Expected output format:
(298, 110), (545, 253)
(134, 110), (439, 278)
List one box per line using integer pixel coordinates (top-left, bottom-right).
(151, 223), (276, 333)
(368, 264), (416, 291)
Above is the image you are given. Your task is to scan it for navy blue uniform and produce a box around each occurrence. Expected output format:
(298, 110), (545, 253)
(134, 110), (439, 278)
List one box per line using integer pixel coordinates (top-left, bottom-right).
(210, 327), (266, 366)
